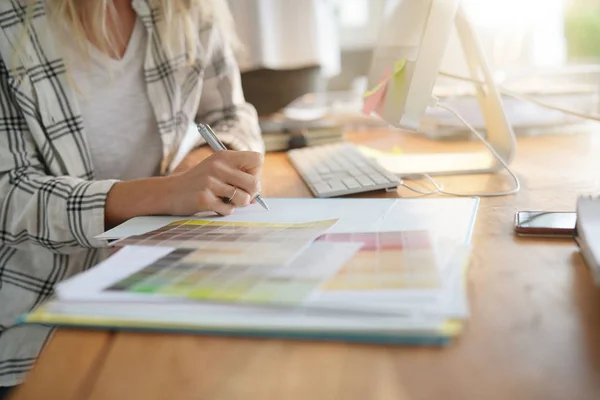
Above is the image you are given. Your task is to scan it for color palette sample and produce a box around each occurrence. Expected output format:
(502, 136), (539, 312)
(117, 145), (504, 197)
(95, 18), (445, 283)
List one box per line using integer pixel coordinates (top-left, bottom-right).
(115, 219), (337, 266)
(318, 230), (442, 290)
(105, 242), (355, 306)
(105, 221), (440, 309)
(105, 219), (345, 306)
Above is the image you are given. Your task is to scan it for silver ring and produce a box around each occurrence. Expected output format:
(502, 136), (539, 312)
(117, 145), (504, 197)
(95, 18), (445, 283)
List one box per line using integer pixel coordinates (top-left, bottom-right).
(226, 186), (238, 203)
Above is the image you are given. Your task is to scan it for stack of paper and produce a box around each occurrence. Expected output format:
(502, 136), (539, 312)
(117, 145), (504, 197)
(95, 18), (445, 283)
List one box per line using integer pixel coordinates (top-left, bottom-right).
(22, 198), (479, 345)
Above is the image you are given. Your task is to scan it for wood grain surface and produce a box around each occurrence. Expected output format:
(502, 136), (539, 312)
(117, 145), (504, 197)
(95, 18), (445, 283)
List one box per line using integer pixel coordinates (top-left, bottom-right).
(11, 130), (600, 400)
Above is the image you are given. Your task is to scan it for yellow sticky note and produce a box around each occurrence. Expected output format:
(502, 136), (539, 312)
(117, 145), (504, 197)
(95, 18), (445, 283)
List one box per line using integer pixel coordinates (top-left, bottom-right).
(393, 59), (407, 94)
(390, 58), (407, 105)
(394, 58), (407, 75)
(362, 58), (407, 116)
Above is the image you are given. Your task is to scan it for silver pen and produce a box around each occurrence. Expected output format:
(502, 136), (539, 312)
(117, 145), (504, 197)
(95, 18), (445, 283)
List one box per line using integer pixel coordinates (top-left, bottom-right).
(197, 123), (270, 211)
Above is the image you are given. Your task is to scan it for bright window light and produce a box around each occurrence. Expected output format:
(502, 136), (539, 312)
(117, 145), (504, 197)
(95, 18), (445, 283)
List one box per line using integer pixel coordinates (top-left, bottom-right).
(331, 0), (370, 27)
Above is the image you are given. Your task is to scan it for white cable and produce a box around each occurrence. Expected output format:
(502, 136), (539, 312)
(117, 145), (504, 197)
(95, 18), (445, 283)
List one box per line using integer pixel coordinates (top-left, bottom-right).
(400, 100), (520, 198)
(400, 179), (441, 196)
(438, 70), (600, 122)
(501, 88), (600, 122)
(438, 70), (483, 84)
(396, 69), (600, 198)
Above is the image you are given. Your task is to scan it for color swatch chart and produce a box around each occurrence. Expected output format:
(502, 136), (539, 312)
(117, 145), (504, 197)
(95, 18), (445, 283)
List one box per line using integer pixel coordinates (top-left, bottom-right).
(115, 219), (337, 266)
(318, 230), (442, 290)
(105, 243), (351, 305)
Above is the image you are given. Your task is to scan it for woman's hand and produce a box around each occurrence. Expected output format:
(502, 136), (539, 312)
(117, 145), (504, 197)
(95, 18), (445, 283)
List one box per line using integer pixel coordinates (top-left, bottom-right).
(165, 150), (264, 216)
(105, 150), (263, 229)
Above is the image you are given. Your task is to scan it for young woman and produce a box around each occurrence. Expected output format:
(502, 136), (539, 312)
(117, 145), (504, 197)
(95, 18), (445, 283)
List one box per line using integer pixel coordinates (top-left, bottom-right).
(0, 0), (264, 394)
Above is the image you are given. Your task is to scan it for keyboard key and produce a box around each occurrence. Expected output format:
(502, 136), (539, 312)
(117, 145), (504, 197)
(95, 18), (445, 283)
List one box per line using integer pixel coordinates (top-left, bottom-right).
(360, 167), (376, 175)
(384, 172), (400, 182)
(337, 160), (352, 169)
(357, 176), (375, 186)
(369, 174), (388, 184)
(321, 172), (351, 181)
(353, 158), (367, 167)
(313, 182), (333, 194)
(307, 174), (323, 183)
(327, 160), (342, 170)
(328, 180), (346, 192)
(342, 178), (361, 189)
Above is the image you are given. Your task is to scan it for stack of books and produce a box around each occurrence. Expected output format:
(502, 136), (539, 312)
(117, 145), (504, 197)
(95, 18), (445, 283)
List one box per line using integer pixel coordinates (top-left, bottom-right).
(259, 115), (344, 152)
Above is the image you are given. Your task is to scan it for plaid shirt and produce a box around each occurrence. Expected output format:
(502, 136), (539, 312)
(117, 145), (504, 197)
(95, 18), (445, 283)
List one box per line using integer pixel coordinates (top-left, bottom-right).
(0, 0), (263, 386)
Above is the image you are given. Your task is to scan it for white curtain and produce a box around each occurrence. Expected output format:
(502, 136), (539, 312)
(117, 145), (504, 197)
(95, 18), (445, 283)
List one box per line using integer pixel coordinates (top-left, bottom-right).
(227, 0), (341, 77)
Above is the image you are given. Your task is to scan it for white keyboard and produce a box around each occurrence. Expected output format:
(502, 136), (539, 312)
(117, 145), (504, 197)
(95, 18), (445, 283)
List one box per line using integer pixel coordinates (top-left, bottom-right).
(288, 143), (401, 198)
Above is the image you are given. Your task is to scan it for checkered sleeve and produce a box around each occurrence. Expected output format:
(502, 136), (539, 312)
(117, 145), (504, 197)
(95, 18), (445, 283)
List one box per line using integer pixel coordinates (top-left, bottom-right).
(0, 63), (117, 253)
(195, 23), (264, 153)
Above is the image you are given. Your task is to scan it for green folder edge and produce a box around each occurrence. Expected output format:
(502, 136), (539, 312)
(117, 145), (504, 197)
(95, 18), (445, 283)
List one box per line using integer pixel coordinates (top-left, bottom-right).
(18, 310), (462, 346)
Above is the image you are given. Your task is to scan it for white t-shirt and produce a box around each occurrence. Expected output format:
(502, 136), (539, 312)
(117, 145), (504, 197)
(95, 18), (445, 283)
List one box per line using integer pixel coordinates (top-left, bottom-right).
(63, 18), (163, 181)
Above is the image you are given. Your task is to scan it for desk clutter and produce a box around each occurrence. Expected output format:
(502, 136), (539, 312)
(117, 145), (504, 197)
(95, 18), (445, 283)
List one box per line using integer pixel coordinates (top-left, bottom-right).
(259, 115), (344, 152)
(21, 198), (478, 345)
(575, 197), (600, 283)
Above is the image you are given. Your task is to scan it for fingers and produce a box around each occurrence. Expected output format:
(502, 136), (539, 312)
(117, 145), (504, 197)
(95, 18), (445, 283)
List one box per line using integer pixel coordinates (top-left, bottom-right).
(219, 150), (264, 174)
(221, 169), (261, 198)
(197, 190), (235, 216)
(184, 150), (264, 216)
(209, 157), (262, 198)
(209, 179), (252, 207)
(211, 198), (235, 216)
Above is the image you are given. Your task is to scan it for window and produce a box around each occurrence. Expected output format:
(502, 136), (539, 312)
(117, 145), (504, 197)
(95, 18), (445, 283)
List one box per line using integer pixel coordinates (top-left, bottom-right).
(330, 0), (566, 67)
(330, 0), (386, 50)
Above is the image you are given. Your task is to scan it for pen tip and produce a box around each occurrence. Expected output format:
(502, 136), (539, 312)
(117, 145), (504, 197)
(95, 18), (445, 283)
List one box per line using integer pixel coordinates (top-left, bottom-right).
(254, 195), (269, 211)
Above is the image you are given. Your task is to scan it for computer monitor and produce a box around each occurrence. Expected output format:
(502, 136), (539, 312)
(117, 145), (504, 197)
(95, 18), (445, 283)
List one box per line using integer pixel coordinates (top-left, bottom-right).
(366, 0), (517, 176)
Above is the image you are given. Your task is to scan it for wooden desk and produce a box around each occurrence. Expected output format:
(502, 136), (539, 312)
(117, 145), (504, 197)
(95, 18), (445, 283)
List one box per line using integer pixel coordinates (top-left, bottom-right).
(12, 131), (600, 400)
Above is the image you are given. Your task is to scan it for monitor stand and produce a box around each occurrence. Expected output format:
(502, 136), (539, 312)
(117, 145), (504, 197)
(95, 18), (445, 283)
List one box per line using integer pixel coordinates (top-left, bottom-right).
(380, 4), (517, 177)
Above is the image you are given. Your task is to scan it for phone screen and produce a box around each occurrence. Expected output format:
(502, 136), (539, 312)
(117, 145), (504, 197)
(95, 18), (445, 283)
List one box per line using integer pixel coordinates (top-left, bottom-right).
(515, 211), (576, 236)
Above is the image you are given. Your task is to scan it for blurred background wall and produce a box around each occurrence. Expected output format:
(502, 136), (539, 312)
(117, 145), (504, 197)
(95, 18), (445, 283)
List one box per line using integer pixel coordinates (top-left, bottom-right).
(226, 0), (600, 115)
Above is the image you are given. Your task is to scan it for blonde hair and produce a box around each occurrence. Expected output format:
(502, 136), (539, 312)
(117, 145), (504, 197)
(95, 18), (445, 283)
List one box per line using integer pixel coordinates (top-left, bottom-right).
(23, 0), (239, 63)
